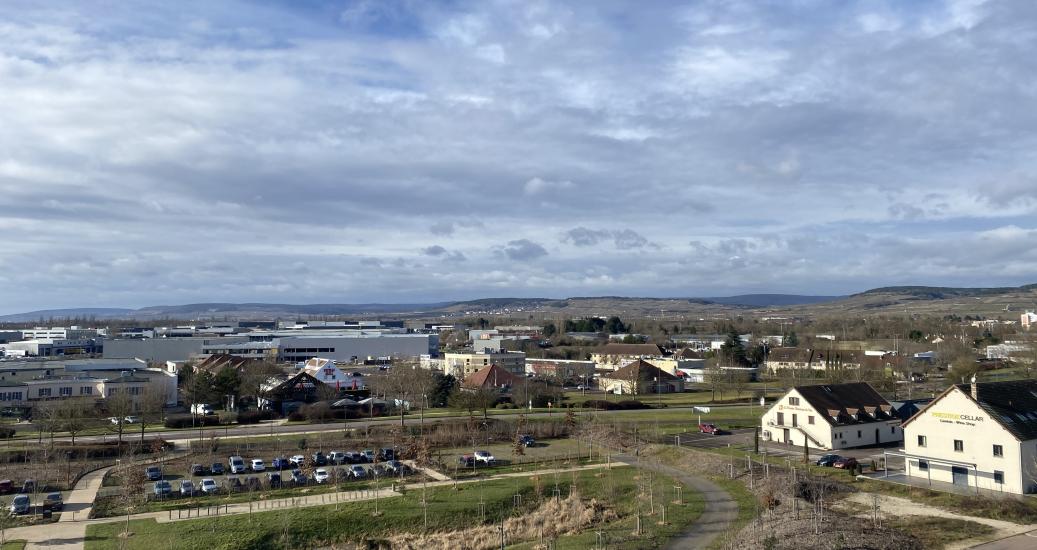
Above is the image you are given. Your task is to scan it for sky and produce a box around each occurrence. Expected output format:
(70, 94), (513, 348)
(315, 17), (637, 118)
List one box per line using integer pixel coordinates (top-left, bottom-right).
(2, 0), (1037, 313)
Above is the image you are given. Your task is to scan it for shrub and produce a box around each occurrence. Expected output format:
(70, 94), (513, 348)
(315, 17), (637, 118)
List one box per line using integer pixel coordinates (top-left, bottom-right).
(287, 411), (306, 422)
(615, 400), (647, 410)
(237, 410), (277, 425)
(164, 414), (221, 429)
(0, 427), (15, 439)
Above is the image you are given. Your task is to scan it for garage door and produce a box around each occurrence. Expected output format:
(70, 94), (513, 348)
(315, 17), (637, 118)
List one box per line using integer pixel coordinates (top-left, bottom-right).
(952, 466), (969, 486)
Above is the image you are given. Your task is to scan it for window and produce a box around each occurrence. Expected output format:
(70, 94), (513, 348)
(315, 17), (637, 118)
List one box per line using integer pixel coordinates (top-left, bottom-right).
(789, 397), (800, 406)
(792, 414), (798, 427)
(993, 444), (1003, 457)
(954, 440), (964, 452)
(80, 387), (92, 395)
(918, 459), (929, 471)
(59, 387), (72, 396)
(857, 430), (862, 438)
(777, 412), (784, 426)
(38, 388), (51, 397)
(808, 416), (815, 425)
(891, 426), (896, 433)
(917, 435), (927, 447)
(994, 470), (1004, 484)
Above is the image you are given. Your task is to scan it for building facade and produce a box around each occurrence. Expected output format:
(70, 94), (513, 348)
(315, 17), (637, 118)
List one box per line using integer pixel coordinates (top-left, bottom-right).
(761, 382), (903, 450)
(901, 380), (1037, 494)
(443, 351), (526, 379)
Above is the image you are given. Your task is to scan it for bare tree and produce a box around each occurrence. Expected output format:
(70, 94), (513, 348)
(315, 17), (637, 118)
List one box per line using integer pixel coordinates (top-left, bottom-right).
(137, 387), (167, 444)
(50, 398), (99, 446)
(368, 366), (417, 427)
(106, 390), (136, 447)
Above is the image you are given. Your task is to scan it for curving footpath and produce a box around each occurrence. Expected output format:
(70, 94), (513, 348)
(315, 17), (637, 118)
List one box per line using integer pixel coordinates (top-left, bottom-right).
(614, 453), (739, 549)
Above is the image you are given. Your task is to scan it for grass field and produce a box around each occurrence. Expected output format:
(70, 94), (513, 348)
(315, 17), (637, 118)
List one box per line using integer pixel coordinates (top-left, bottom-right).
(85, 466), (704, 550)
(1, 541), (26, 550)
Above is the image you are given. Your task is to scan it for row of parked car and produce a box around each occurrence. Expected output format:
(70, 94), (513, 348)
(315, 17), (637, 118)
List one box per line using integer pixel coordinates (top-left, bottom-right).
(0, 479), (36, 495)
(458, 450), (497, 467)
(151, 461), (412, 498)
(8, 492), (62, 515)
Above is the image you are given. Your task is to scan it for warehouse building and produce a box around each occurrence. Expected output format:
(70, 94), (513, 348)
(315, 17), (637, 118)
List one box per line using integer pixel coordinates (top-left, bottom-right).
(761, 382), (903, 450)
(900, 379), (1037, 494)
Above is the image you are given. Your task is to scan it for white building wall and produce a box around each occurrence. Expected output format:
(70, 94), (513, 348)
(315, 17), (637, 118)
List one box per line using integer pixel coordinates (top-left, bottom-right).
(761, 388), (902, 450)
(904, 388), (1030, 494)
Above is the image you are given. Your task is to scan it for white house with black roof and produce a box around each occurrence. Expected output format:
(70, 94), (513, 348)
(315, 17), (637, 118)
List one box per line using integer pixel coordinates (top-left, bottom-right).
(900, 379), (1037, 494)
(761, 382), (903, 450)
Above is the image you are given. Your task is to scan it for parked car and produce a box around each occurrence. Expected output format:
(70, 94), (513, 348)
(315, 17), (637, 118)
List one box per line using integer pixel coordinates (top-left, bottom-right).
(200, 478), (219, 494)
(271, 457), (289, 470)
(290, 469), (308, 485)
(109, 417), (123, 425)
(474, 451), (496, 465)
(227, 478), (243, 492)
(314, 468), (330, 484)
(229, 456), (246, 474)
(382, 460), (408, 475)
(379, 448), (395, 461)
(190, 464), (206, 476)
(43, 492), (62, 511)
(342, 451), (360, 464)
(267, 472), (282, 488)
(311, 452), (327, 466)
(289, 455), (305, 467)
(20, 479), (35, 494)
(179, 480), (195, 496)
(145, 466), (162, 481)
(328, 451), (347, 465)
(9, 494), (29, 514)
(361, 450), (375, 463)
(458, 454), (475, 467)
(0, 480), (12, 494)
(153, 480), (172, 497)
(124, 416), (140, 424)
(210, 463), (225, 476)
(518, 435), (535, 447)
(349, 465), (368, 479)
(244, 477), (262, 491)
(250, 459), (265, 472)
(833, 457), (859, 470)
(698, 423), (724, 435)
(815, 454), (843, 467)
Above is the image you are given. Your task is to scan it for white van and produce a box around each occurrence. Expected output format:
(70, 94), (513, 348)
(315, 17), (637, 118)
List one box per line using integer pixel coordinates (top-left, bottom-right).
(229, 455), (246, 474)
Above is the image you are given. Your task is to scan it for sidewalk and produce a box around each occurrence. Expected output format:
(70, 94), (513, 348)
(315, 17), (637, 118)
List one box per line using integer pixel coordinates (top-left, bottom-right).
(59, 466), (115, 523)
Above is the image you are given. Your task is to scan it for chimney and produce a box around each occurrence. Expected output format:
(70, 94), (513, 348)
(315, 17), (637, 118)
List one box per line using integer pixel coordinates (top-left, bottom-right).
(970, 375), (978, 400)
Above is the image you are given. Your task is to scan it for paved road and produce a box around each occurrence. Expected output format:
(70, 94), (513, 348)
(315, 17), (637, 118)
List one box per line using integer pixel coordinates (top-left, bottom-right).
(969, 529), (1037, 550)
(613, 453), (738, 549)
(3, 405), (748, 447)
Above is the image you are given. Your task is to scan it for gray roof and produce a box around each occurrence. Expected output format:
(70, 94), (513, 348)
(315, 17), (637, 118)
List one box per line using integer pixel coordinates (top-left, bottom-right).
(954, 380), (1037, 441)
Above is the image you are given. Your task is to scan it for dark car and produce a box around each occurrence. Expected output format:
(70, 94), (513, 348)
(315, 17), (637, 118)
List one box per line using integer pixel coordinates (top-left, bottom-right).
(227, 477), (243, 492)
(833, 457), (859, 470)
(311, 452), (327, 466)
(518, 435), (535, 447)
(244, 476), (262, 491)
(458, 454), (475, 467)
(290, 469), (308, 485)
(267, 472), (282, 488)
(145, 466), (162, 481)
(0, 480), (12, 494)
(190, 464), (206, 476)
(43, 492), (63, 511)
(815, 454), (842, 467)
(379, 448), (396, 461)
(20, 479), (35, 494)
(271, 457), (290, 470)
(210, 463), (225, 475)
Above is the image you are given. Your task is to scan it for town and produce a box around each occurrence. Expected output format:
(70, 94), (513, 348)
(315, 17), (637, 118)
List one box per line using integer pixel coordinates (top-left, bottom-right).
(0, 296), (1035, 549)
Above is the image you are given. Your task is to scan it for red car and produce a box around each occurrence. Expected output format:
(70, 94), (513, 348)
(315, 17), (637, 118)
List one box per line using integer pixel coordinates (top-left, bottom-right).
(833, 457), (858, 470)
(698, 423), (724, 435)
(0, 480), (11, 494)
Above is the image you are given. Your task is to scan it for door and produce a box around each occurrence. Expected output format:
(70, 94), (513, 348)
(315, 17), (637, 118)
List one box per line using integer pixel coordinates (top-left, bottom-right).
(952, 466), (969, 486)
(783, 428), (790, 444)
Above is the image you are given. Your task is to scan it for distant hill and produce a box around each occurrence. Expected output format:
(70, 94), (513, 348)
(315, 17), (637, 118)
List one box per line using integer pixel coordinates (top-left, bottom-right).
(706, 294), (843, 307)
(2, 284), (1035, 322)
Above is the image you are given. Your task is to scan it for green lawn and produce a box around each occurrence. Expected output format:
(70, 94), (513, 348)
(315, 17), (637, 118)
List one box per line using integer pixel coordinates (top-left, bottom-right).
(85, 466), (703, 550)
(563, 384), (784, 408)
(1, 541), (26, 550)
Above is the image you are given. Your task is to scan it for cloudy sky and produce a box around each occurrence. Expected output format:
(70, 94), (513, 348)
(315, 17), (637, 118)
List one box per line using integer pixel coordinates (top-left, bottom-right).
(1, 0), (1036, 312)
